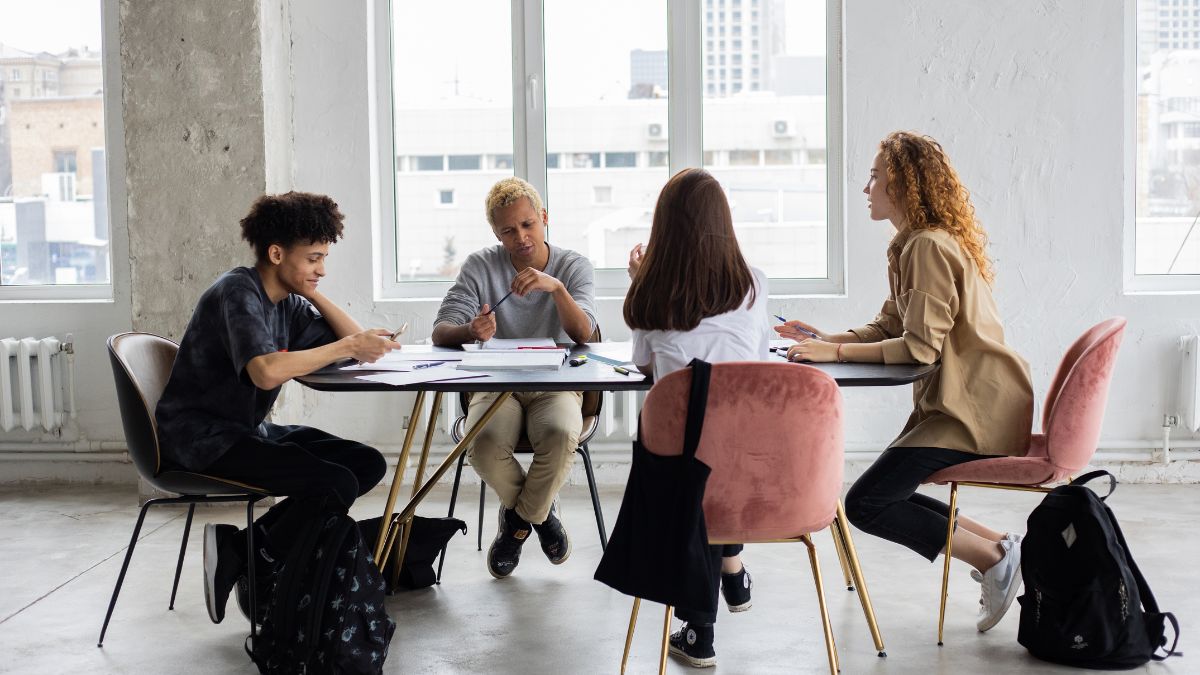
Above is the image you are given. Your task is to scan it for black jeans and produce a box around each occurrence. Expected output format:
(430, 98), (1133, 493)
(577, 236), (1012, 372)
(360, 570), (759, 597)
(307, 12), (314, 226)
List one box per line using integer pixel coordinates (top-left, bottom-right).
(844, 446), (995, 562)
(674, 544), (744, 625)
(202, 425), (387, 566)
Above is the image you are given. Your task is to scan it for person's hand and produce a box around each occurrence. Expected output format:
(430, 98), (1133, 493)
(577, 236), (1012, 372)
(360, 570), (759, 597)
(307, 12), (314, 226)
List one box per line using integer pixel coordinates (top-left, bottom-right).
(628, 243), (645, 279)
(786, 339), (838, 363)
(343, 329), (400, 363)
(774, 319), (828, 343)
(511, 267), (564, 297)
(469, 305), (497, 342)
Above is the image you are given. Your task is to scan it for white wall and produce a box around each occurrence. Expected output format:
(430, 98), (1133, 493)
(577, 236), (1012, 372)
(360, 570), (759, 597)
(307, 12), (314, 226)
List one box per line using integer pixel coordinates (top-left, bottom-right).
(7, 0), (1198, 482)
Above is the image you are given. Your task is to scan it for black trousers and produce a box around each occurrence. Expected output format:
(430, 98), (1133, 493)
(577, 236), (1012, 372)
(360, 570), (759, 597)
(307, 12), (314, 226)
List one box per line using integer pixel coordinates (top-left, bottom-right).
(202, 425), (387, 566)
(674, 544), (744, 625)
(844, 446), (995, 562)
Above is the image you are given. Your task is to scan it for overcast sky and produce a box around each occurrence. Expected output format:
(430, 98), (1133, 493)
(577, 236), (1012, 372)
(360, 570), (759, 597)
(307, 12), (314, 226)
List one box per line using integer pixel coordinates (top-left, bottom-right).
(0, 1), (102, 54)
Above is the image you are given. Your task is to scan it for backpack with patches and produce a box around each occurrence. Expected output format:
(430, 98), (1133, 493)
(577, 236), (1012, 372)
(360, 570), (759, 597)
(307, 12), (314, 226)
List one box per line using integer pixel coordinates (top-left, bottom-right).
(249, 502), (396, 674)
(1016, 471), (1180, 669)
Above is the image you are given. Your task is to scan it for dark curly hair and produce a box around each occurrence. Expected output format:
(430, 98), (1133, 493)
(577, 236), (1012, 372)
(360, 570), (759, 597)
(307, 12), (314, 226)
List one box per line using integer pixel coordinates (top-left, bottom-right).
(239, 191), (345, 261)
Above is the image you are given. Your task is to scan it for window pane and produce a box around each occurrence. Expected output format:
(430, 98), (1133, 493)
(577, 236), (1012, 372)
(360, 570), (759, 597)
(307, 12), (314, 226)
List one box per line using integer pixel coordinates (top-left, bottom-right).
(0, 0), (110, 286)
(704, 0), (827, 280)
(392, 1), (513, 281)
(1136, 0), (1200, 274)
(545, 0), (669, 269)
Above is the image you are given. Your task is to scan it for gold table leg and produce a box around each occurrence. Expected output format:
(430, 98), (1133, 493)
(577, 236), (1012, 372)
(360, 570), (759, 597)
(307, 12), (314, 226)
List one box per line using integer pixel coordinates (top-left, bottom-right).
(392, 392), (443, 585)
(373, 391), (426, 563)
(379, 391), (514, 570)
(835, 500), (887, 656)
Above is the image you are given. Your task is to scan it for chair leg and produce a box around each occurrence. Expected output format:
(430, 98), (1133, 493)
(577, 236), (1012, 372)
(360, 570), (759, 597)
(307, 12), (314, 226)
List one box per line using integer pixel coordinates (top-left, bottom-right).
(938, 482), (959, 647)
(620, 597), (641, 675)
(168, 503), (197, 610)
(658, 604), (673, 675)
(834, 503), (887, 657)
(436, 451), (469, 583)
(830, 521), (854, 591)
(803, 534), (840, 675)
(97, 498), (159, 647)
(246, 497), (260, 641)
(577, 444), (608, 549)
(477, 481), (487, 552)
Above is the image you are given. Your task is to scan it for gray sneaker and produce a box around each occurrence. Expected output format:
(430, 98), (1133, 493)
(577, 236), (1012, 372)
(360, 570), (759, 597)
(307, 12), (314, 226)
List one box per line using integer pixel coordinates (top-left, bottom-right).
(487, 506), (531, 579)
(531, 500), (571, 565)
(974, 538), (1022, 632)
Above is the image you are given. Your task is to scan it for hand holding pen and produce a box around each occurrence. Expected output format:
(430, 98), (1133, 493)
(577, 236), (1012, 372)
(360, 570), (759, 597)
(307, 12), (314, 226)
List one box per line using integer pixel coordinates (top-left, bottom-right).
(469, 304), (498, 342)
(773, 315), (826, 342)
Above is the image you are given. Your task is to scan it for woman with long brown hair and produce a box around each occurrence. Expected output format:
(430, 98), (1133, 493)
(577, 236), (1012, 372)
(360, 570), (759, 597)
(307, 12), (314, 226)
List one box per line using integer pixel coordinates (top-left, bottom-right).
(778, 131), (1034, 633)
(624, 167), (771, 668)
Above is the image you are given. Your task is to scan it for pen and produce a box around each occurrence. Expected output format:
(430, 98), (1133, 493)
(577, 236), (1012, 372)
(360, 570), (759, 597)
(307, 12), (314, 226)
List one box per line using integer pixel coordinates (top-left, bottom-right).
(484, 290), (514, 315)
(613, 365), (633, 376)
(774, 315), (819, 339)
(411, 362), (442, 370)
(517, 346), (562, 350)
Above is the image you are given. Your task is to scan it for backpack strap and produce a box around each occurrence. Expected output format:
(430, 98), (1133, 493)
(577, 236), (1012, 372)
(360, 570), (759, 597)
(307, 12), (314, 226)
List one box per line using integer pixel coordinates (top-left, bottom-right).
(681, 359), (713, 460)
(1105, 503), (1182, 659)
(1069, 470), (1117, 499)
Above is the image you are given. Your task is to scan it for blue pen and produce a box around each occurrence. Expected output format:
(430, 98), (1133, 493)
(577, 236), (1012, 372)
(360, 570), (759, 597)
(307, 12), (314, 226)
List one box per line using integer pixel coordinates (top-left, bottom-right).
(411, 362), (442, 370)
(774, 315), (819, 339)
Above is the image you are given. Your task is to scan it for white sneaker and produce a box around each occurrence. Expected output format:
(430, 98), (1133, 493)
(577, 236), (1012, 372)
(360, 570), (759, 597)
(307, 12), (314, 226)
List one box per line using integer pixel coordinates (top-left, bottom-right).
(974, 538), (1022, 632)
(1004, 532), (1023, 547)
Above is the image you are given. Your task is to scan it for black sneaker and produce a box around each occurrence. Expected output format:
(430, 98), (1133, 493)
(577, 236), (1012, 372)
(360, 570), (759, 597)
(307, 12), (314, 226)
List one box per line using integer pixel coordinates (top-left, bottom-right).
(487, 506), (531, 579)
(721, 566), (753, 612)
(233, 574), (272, 627)
(531, 500), (571, 565)
(669, 622), (717, 668)
(202, 523), (241, 624)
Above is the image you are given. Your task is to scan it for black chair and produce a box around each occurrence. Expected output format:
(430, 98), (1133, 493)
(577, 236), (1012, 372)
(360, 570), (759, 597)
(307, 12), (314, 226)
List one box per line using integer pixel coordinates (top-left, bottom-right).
(436, 335), (608, 582)
(100, 332), (272, 647)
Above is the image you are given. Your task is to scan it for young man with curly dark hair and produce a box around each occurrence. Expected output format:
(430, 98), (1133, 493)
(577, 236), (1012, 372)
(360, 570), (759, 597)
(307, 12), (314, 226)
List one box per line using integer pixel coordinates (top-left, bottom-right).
(155, 191), (398, 625)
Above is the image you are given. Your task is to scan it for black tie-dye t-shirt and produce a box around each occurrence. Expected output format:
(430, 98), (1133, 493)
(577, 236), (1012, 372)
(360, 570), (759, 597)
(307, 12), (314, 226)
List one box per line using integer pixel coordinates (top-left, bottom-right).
(155, 267), (336, 471)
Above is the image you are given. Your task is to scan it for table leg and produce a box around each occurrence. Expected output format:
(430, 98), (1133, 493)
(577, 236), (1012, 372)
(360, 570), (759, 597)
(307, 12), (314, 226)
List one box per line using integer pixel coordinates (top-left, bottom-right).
(373, 391), (426, 563)
(392, 392), (443, 585)
(379, 391), (513, 571)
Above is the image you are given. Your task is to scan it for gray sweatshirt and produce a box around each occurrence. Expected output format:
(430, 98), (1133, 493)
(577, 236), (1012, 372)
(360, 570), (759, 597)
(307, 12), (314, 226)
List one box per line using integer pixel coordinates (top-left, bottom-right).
(435, 243), (596, 342)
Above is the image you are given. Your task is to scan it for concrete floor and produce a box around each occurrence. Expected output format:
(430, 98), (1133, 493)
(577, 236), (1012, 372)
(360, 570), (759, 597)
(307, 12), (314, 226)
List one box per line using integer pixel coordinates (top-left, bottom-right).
(0, 482), (1191, 674)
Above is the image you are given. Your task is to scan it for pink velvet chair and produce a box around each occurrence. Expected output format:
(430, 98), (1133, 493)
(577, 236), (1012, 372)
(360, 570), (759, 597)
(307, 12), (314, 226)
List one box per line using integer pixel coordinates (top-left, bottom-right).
(620, 362), (873, 675)
(923, 317), (1127, 645)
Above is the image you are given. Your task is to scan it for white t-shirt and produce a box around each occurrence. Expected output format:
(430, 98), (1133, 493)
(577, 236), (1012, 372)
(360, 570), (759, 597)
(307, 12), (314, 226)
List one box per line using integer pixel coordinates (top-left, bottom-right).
(631, 268), (771, 381)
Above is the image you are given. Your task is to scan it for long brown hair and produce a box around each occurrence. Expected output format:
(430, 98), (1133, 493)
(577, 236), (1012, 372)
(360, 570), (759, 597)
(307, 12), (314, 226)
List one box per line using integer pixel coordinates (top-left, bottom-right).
(624, 168), (756, 331)
(879, 131), (995, 283)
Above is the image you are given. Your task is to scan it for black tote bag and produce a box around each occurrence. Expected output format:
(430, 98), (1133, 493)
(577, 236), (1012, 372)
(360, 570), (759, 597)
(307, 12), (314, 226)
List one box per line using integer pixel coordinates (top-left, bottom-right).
(594, 358), (717, 614)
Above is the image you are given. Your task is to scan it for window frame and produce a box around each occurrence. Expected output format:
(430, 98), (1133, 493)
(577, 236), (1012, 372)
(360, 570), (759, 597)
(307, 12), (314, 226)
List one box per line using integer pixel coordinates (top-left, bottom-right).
(1125, 0), (1200, 294)
(370, 0), (845, 301)
(0, 0), (124, 303)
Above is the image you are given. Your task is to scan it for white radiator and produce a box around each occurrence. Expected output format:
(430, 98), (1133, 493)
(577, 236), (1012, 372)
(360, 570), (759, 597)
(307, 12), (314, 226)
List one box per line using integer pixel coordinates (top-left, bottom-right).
(1182, 335), (1200, 432)
(0, 337), (73, 433)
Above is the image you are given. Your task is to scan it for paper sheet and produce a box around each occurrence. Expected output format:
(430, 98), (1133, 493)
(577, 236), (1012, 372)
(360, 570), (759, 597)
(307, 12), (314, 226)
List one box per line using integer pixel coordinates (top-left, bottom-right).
(354, 370), (490, 387)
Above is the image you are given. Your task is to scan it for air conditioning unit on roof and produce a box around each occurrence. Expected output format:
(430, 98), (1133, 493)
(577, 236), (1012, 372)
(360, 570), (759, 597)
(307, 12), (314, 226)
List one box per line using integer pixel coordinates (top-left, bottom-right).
(772, 119), (794, 138)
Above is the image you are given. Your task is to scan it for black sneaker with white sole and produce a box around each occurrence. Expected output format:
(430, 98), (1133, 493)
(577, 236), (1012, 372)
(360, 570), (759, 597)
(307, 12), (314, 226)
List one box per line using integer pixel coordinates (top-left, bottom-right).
(721, 566), (753, 612)
(487, 506), (531, 579)
(669, 622), (717, 668)
(531, 500), (571, 565)
(202, 523), (240, 624)
(233, 574), (272, 627)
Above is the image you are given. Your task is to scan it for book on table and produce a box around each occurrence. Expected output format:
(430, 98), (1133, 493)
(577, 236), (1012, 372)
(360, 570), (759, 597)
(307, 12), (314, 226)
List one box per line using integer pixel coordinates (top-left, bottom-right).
(458, 350), (567, 371)
(468, 337), (561, 351)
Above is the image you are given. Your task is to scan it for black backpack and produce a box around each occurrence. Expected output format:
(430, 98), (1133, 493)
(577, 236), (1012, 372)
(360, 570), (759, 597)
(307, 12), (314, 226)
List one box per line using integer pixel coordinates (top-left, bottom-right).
(249, 504), (396, 674)
(1017, 471), (1181, 669)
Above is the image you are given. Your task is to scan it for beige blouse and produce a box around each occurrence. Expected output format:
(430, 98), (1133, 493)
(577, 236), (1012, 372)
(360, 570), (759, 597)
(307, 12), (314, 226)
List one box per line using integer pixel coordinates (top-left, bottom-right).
(849, 228), (1034, 457)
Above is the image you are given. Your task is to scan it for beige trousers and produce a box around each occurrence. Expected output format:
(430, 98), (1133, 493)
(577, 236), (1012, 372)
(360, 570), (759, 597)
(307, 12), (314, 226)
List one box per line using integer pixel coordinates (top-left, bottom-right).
(464, 390), (583, 524)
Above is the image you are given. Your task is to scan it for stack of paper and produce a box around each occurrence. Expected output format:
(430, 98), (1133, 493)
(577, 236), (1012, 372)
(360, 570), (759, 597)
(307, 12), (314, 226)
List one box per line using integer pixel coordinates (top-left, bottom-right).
(458, 350), (566, 371)
(475, 338), (560, 351)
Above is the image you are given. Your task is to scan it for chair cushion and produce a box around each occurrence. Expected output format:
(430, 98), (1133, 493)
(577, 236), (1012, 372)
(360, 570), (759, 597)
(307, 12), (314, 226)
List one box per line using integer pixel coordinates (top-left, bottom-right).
(150, 470), (271, 496)
(923, 456), (1063, 487)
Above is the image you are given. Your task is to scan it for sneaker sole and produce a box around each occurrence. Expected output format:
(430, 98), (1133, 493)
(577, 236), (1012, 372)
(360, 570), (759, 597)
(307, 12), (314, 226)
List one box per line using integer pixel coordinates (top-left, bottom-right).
(548, 536), (572, 566)
(726, 600), (752, 613)
(202, 524), (221, 624)
(668, 643), (717, 668)
(977, 564), (1022, 632)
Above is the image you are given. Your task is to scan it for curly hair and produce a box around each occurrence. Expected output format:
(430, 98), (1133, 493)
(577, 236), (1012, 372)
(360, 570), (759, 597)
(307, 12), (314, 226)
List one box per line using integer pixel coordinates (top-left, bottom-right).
(879, 132), (994, 284)
(485, 177), (544, 227)
(239, 191), (345, 261)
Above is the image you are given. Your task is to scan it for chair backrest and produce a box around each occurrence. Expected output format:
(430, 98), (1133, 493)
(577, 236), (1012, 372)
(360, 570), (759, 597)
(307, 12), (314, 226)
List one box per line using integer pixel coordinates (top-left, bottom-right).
(108, 332), (179, 478)
(1040, 317), (1127, 474)
(640, 362), (844, 542)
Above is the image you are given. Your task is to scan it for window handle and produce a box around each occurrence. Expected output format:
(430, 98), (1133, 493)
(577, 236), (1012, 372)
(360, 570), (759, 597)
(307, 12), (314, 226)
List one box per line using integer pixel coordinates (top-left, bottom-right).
(527, 74), (538, 111)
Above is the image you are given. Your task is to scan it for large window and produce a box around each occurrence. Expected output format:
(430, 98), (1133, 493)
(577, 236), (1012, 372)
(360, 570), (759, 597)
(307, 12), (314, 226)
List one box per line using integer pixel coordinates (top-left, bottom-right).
(1131, 0), (1200, 289)
(374, 0), (842, 296)
(0, 0), (113, 295)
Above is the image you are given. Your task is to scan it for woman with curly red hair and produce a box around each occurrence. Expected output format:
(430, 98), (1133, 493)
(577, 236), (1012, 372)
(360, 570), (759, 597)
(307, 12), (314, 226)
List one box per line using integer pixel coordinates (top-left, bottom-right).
(777, 132), (1034, 633)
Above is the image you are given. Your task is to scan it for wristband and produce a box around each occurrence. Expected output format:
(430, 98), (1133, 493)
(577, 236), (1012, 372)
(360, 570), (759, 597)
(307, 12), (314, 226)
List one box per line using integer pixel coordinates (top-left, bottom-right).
(836, 343), (846, 363)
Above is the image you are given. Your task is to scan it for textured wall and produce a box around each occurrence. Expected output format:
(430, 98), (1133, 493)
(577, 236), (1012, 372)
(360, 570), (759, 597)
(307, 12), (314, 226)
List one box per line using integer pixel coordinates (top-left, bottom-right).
(120, 0), (268, 338)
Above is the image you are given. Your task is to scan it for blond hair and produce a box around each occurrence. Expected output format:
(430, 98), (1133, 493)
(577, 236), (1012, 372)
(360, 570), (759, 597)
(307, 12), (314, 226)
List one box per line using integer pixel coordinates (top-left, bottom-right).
(879, 131), (995, 284)
(485, 177), (544, 227)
